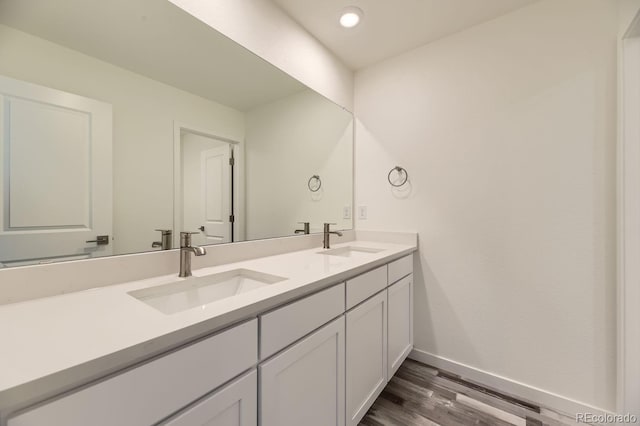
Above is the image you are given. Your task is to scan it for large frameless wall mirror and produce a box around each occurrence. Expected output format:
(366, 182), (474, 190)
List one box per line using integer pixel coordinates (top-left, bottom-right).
(0, 0), (353, 267)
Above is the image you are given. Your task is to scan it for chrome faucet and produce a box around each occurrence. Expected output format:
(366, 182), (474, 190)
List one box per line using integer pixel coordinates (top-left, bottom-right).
(179, 232), (207, 277)
(294, 222), (310, 235)
(323, 223), (343, 249)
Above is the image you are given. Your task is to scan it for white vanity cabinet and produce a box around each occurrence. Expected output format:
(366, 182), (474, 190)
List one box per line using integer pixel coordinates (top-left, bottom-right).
(162, 370), (257, 426)
(259, 317), (345, 426)
(4, 252), (415, 426)
(345, 290), (387, 426)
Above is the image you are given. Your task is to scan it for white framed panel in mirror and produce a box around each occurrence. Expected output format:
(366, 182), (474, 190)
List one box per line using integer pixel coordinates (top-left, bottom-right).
(0, 75), (113, 266)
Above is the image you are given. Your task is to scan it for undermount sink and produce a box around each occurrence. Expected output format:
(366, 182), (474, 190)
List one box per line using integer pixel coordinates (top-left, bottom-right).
(318, 246), (384, 258)
(128, 269), (287, 315)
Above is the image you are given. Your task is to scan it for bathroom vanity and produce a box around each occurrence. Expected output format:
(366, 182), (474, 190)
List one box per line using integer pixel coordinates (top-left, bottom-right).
(0, 233), (416, 426)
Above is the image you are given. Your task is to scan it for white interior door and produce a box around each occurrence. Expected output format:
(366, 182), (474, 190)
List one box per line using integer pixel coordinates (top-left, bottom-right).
(199, 145), (231, 245)
(620, 30), (640, 417)
(0, 75), (112, 266)
(180, 132), (234, 246)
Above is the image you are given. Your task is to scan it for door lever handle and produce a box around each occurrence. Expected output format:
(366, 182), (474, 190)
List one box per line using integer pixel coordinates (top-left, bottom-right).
(86, 235), (109, 245)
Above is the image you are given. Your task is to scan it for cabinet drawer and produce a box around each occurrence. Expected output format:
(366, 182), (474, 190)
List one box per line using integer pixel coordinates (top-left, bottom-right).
(9, 319), (258, 426)
(260, 283), (345, 359)
(388, 254), (413, 285)
(346, 266), (387, 310)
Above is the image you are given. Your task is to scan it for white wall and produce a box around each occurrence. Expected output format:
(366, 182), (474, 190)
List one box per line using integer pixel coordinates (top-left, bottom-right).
(167, 0), (354, 111)
(355, 0), (619, 412)
(0, 25), (245, 255)
(245, 90), (353, 239)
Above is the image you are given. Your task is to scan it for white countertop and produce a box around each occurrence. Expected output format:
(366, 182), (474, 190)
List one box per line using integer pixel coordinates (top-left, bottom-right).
(0, 237), (416, 413)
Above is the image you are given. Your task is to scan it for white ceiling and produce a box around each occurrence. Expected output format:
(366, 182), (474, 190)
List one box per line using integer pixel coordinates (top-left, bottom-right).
(272, 0), (539, 70)
(0, 0), (305, 111)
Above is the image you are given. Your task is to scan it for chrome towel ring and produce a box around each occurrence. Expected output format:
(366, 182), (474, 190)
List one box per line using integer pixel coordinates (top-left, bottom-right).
(388, 166), (408, 187)
(308, 175), (322, 192)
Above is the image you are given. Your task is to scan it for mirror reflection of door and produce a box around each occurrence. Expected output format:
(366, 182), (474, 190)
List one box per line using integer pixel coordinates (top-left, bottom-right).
(180, 131), (234, 246)
(0, 75), (113, 267)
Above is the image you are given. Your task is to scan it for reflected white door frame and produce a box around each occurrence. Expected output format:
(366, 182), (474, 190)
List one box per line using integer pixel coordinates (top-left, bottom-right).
(618, 10), (640, 417)
(172, 122), (243, 249)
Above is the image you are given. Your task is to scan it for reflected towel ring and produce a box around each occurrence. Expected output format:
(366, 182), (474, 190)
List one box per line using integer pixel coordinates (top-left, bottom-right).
(388, 166), (408, 187)
(308, 175), (322, 192)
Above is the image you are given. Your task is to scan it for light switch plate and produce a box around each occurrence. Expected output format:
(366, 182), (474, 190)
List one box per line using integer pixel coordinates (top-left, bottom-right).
(343, 206), (352, 219)
(358, 206), (367, 220)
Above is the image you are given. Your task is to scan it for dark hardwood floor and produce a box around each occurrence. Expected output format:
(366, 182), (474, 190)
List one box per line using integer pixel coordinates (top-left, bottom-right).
(359, 359), (579, 426)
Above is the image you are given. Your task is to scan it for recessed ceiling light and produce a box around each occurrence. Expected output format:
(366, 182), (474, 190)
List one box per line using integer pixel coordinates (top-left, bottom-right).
(339, 6), (363, 28)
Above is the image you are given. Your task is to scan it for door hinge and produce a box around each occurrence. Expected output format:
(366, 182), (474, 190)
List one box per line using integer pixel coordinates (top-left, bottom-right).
(229, 157), (235, 166)
(229, 214), (235, 223)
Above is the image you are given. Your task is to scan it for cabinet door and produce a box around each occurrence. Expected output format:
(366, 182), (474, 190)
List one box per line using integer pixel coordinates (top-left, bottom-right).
(346, 291), (387, 426)
(387, 275), (413, 378)
(163, 370), (256, 426)
(260, 317), (345, 426)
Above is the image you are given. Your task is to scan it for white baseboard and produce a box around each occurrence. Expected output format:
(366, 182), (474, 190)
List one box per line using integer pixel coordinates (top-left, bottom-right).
(409, 348), (614, 420)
